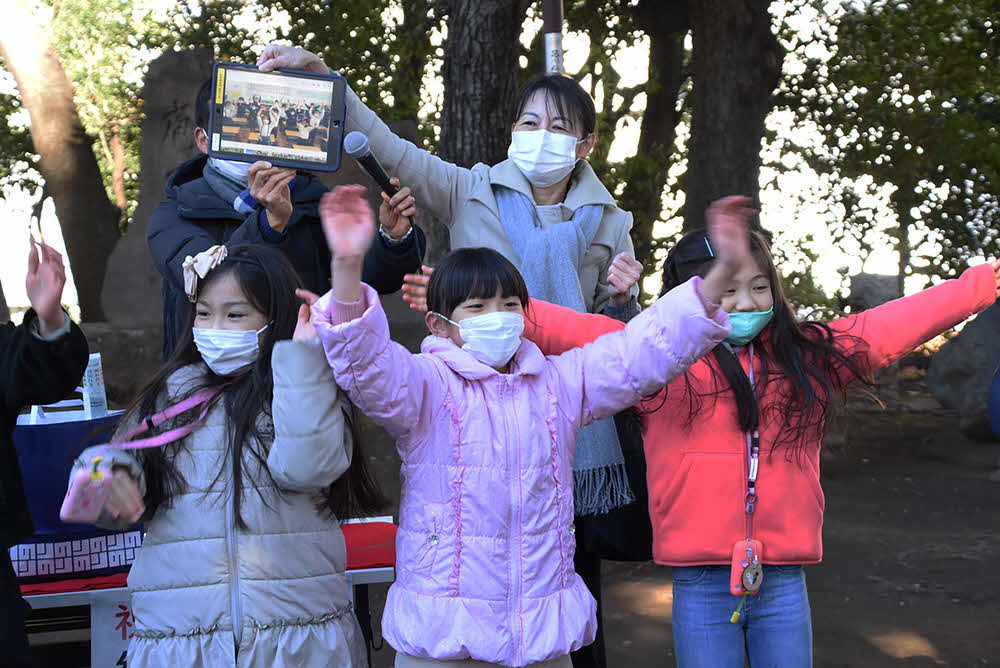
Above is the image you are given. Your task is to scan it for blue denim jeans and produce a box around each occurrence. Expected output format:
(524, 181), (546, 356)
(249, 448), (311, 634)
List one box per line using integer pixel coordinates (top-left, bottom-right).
(671, 565), (812, 668)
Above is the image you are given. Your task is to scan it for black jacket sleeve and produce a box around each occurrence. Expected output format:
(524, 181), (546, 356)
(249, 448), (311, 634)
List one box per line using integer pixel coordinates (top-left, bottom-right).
(0, 310), (89, 412)
(362, 224), (426, 294)
(147, 200), (257, 293)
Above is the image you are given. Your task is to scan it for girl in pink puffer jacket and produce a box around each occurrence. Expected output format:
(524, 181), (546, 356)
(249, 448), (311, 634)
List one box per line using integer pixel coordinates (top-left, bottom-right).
(306, 187), (748, 668)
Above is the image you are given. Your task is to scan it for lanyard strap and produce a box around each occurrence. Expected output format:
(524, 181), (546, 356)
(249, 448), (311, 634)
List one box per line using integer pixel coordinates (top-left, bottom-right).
(744, 344), (760, 540)
(111, 385), (225, 450)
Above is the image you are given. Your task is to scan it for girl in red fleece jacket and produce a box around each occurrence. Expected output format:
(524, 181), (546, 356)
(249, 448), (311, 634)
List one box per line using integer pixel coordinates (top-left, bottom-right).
(403, 199), (1000, 667)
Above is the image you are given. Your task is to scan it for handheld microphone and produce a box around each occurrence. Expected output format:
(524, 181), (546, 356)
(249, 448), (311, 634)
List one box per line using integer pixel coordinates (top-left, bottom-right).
(344, 131), (398, 197)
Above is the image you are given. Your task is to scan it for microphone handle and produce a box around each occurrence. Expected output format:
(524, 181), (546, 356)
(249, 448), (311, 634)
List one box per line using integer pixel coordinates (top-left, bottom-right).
(357, 153), (399, 197)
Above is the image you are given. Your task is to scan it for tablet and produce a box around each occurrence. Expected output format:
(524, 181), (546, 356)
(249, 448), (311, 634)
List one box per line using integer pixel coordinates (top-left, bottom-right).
(207, 62), (346, 172)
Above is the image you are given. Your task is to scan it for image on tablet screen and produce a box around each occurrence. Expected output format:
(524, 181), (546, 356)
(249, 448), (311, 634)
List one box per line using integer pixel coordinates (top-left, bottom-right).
(216, 68), (333, 165)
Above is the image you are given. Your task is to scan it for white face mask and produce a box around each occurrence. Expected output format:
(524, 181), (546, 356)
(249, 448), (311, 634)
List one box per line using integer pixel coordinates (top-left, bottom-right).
(434, 311), (525, 369)
(208, 156), (252, 187)
(193, 324), (268, 376)
(507, 130), (584, 188)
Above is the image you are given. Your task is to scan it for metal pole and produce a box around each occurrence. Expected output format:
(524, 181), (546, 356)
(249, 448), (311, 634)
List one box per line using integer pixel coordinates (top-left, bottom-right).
(541, 0), (564, 74)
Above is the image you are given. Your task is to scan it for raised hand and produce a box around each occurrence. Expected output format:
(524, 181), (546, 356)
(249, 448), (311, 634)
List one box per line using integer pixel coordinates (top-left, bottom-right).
(379, 177), (416, 240)
(248, 162), (296, 233)
(319, 185), (376, 260)
(706, 196), (754, 272)
(700, 196), (754, 305)
(293, 289), (320, 341)
(257, 44), (329, 75)
(25, 239), (67, 336)
(402, 265), (434, 312)
(607, 253), (643, 306)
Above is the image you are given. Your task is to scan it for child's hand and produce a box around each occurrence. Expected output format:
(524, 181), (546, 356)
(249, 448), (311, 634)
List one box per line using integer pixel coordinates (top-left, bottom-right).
(607, 253), (643, 306)
(294, 289), (320, 341)
(103, 468), (144, 525)
(25, 239), (67, 336)
(319, 185), (376, 261)
(706, 196), (754, 274)
(402, 265), (434, 312)
(701, 196), (754, 305)
(379, 178), (416, 240)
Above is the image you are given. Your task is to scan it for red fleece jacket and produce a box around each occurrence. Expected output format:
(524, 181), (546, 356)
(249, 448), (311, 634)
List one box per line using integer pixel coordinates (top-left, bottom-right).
(524, 264), (997, 565)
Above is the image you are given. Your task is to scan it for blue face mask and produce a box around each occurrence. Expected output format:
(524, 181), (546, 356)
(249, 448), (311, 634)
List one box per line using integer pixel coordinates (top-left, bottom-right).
(726, 308), (774, 346)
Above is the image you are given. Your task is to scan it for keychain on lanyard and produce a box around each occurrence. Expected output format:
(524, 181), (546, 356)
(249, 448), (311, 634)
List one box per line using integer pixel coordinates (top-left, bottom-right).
(730, 344), (764, 623)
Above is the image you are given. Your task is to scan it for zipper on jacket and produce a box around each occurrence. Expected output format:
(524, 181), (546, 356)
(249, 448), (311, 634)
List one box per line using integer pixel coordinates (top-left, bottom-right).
(505, 378), (525, 666)
(225, 455), (244, 649)
(741, 347), (757, 540)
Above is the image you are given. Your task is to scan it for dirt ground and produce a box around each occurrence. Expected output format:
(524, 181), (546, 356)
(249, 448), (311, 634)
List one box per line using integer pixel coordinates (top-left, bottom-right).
(360, 404), (1000, 668)
(26, 326), (999, 666)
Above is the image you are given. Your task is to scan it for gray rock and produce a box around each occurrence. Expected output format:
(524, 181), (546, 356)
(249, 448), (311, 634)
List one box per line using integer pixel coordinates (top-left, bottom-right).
(847, 273), (898, 312)
(927, 302), (1000, 440)
(79, 323), (163, 407)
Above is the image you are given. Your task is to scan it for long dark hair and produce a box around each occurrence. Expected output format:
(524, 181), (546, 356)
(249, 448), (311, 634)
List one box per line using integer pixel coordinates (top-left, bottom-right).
(124, 245), (385, 526)
(653, 228), (873, 459)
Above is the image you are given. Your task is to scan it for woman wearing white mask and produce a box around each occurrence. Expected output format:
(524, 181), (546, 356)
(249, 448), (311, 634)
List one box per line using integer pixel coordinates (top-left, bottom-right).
(257, 44), (646, 668)
(71, 244), (385, 667)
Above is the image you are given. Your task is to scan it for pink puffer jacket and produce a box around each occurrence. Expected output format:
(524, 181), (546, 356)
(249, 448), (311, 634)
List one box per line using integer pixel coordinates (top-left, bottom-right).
(312, 278), (729, 667)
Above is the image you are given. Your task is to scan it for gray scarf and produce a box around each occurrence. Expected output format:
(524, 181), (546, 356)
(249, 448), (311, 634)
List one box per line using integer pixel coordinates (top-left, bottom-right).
(495, 185), (634, 516)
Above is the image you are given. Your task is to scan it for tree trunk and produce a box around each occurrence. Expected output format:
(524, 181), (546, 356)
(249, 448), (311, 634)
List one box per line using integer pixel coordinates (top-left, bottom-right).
(682, 0), (783, 231)
(618, 0), (689, 294)
(0, 0), (121, 321)
(432, 0), (528, 263)
(891, 187), (916, 298)
(110, 125), (128, 226)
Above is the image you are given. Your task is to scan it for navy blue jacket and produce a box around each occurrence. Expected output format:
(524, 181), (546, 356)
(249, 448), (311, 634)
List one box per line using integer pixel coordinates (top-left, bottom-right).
(147, 155), (424, 359)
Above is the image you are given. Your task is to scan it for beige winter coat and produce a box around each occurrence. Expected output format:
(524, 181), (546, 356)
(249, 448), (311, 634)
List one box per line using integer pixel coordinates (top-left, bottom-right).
(75, 340), (366, 668)
(344, 88), (638, 314)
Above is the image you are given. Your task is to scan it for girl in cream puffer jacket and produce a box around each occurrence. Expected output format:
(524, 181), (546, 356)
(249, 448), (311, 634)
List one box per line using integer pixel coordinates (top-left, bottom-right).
(72, 245), (382, 667)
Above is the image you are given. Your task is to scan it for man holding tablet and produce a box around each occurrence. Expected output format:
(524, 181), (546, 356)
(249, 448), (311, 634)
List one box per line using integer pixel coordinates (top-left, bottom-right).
(148, 78), (424, 359)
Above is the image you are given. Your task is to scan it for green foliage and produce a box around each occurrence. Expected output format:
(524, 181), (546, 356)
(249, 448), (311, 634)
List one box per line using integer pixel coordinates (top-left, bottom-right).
(0, 86), (34, 188)
(152, 1), (441, 124)
(779, 0), (1000, 284)
(50, 0), (146, 226)
(0, 0), (443, 230)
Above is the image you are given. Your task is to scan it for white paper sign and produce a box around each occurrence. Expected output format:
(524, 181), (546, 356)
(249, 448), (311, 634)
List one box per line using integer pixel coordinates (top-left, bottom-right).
(83, 352), (108, 419)
(90, 590), (133, 667)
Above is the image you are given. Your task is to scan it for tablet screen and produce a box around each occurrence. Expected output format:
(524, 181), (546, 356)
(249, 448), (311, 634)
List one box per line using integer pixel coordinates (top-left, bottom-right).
(212, 67), (334, 166)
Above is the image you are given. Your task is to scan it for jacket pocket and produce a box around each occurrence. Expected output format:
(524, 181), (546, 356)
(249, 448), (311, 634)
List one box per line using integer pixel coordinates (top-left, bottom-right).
(396, 503), (447, 591)
(652, 452), (745, 562)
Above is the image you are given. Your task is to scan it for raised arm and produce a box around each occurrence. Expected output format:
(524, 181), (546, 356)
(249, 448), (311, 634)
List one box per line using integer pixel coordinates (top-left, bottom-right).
(548, 195), (752, 426)
(267, 338), (351, 492)
(312, 185), (443, 443)
(1, 241), (88, 410)
(524, 298), (625, 356)
(257, 44), (479, 225)
(827, 262), (999, 387)
(550, 277), (730, 428)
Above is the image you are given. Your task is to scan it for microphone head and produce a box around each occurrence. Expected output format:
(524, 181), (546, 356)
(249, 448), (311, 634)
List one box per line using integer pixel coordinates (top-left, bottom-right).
(344, 131), (370, 159)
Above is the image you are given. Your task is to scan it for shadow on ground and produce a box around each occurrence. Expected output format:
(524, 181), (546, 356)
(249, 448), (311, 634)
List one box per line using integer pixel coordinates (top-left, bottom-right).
(361, 366), (999, 667)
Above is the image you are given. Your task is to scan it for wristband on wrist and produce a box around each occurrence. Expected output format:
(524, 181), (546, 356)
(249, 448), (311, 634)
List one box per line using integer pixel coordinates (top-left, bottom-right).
(379, 225), (413, 245)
